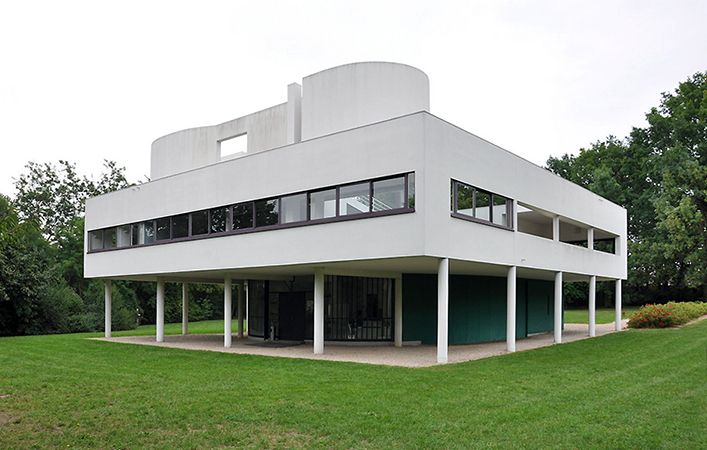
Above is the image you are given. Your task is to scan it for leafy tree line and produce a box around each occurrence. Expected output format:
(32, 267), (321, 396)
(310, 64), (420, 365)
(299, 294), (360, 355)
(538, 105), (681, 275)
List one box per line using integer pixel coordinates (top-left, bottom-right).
(0, 161), (224, 336)
(547, 71), (707, 305)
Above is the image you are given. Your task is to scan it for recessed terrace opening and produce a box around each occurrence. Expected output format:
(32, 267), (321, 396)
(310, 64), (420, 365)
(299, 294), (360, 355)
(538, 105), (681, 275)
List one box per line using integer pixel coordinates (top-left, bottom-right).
(559, 218), (588, 247)
(219, 134), (247, 160)
(593, 229), (617, 254)
(517, 203), (553, 239)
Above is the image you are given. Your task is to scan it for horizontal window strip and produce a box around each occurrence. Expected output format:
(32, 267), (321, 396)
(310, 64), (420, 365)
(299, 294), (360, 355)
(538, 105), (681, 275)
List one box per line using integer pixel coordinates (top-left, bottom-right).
(88, 172), (415, 252)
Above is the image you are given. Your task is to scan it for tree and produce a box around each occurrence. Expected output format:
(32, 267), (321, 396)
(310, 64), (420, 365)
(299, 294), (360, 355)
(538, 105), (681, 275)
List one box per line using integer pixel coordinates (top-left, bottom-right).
(644, 72), (707, 301)
(13, 160), (131, 244)
(547, 71), (707, 302)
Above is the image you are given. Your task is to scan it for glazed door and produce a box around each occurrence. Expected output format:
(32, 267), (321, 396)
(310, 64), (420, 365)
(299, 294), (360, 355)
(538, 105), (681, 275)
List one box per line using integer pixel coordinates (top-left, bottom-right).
(278, 292), (306, 341)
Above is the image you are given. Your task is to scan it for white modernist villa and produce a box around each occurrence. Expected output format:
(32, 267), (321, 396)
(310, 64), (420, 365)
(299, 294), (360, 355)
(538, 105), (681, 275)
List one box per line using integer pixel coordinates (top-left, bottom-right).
(85, 62), (627, 363)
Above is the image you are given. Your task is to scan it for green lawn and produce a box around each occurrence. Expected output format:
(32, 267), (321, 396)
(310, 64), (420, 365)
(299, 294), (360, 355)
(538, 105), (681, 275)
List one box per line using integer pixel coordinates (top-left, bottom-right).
(1, 320), (706, 449)
(565, 306), (640, 324)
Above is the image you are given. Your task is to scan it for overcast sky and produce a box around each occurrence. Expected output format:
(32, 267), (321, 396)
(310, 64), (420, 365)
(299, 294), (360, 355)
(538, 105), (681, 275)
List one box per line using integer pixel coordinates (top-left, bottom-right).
(1, 0), (706, 196)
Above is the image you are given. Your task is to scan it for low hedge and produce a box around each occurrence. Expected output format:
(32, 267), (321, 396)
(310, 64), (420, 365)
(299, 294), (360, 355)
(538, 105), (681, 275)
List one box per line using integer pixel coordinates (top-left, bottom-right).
(627, 301), (707, 328)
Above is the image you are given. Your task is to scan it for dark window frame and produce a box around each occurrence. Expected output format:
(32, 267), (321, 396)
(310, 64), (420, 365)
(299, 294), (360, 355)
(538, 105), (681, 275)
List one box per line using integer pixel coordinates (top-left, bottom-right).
(87, 172), (415, 253)
(451, 179), (514, 231)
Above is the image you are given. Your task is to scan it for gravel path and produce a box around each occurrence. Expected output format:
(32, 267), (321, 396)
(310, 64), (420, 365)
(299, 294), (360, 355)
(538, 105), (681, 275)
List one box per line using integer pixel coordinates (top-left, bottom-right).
(95, 320), (629, 368)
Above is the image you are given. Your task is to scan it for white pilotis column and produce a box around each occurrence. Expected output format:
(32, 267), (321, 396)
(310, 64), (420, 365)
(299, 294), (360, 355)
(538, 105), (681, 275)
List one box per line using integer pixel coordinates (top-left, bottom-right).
(314, 268), (324, 354)
(554, 272), (563, 343)
(553, 216), (560, 241)
(437, 258), (449, 364)
(238, 282), (245, 338)
(587, 227), (594, 250)
(182, 283), (189, 335)
(506, 266), (517, 353)
(589, 275), (597, 337)
(156, 277), (165, 343)
(615, 279), (622, 331)
(224, 278), (232, 348)
(394, 274), (403, 347)
(104, 279), (112, 338)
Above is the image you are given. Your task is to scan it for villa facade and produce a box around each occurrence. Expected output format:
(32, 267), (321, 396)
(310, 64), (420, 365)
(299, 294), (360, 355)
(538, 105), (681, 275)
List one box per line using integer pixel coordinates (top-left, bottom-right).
(85, 62), (627, 363)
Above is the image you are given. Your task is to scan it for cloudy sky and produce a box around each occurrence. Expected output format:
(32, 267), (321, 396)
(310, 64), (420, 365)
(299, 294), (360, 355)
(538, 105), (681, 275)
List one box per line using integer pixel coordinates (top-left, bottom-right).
(1, 0), (706, 196)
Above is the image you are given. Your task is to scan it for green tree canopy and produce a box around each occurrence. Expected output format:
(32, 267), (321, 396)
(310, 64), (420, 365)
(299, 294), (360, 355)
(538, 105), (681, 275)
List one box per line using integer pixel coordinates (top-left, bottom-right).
(547, 71), (707, 302)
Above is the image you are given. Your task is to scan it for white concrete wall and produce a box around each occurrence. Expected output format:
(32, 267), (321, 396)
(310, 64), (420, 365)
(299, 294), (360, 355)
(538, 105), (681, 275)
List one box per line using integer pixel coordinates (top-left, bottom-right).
(301, 62), (430, 141)
(86, 114), (427, 279)
(86, 112), (626, 282)
(420, 114), (627, 280)
(150, 103), (289, 180)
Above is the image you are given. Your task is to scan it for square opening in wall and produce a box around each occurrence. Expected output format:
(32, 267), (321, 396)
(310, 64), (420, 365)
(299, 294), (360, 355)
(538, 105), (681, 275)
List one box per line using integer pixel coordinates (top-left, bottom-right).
(220, 134), (247, 160)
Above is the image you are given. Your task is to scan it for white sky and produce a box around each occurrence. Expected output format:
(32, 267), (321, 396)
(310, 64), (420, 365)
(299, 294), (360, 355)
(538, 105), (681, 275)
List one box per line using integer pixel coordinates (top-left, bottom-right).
(1, 0), (706, 196)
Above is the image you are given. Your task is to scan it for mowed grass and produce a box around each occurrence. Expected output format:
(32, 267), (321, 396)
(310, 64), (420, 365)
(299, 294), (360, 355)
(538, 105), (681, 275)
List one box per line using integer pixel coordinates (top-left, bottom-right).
(565, 306), (640, 324)
(1, 321), (707, 449)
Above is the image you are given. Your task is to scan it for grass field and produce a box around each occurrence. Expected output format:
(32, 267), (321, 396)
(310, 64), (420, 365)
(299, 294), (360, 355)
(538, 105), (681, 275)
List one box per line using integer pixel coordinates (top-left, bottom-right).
(1, 319), (706, 449)
(564, 306), (640, 324)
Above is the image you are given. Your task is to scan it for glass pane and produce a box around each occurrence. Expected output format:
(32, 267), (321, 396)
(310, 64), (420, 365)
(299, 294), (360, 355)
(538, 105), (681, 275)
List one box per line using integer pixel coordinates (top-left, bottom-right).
(475, 191), (490, 221)
(456, 182), (474, 216)
(156, 218), (171, 241)
(211, 207), (230, 233)
(339, 182), (370, 216)
(281, 193), (307, 224)
(310, 189), (336, 220)
(255, 199), (278, 227)
(191, 210), (209, 235)
(492, 195), (508, 226)
(105, 228), (117, 248)
(116, 225), (131, 247)
(131, 224), (139, 245)
(233, 202), (253, 230)
(89, 230), (103, 250)
(407, 173), (415, 209)
(142, 221), (155, 244)
(172, 214), (189, 239)
(373, 177), (405, 211)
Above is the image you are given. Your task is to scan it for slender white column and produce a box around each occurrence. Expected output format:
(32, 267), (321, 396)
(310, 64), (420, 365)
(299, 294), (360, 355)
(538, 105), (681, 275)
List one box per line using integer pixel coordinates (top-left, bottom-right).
(437, 258), (449, 364)
(587, 227), (594, 251)
(237, 282), (245, 338)
(506, 266), (517, 353)
(104, 279), (112, 338)
(589, 275), (596, 337)
(182, 283), (189, 335)
(554, 272), (563, 343)
(553, 216), (560, 241)
(394, 274), (403, 347)
(156, 278), (165, 343)
(224, 278), (232, 348)
(314, 268), (325, 354)
(615, 279), (623, 331)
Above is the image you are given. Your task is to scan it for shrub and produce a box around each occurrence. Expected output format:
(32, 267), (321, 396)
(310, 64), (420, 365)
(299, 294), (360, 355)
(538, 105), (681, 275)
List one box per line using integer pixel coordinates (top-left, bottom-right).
(628, 301), (707, 328)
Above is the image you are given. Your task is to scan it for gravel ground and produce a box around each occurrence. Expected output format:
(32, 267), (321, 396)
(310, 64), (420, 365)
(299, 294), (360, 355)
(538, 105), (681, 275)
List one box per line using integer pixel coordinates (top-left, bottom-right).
(96, 320), (629, 368)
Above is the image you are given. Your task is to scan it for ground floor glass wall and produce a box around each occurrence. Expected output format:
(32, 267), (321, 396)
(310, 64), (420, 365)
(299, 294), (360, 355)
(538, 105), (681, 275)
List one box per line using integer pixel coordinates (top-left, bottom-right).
(247, 275), (394, 342)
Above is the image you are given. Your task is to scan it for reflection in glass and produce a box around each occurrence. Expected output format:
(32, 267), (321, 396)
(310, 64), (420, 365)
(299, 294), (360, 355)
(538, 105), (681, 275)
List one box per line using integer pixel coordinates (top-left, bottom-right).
(407, 173), (415, 209)
(310, 189), (336, 220)
(255, 199), (278, 227)
(233, 202), (253, 230)
(373, 177), (405, 211)
(492, 195), (508, 226)
(104, 228), (117, 248)
(141, 221), (155, 244)
(191, 210), (209, 235)
(89, 230), (103, 250)
(339, 182), (370, 216)
(156, 218), (171, 241)
(281, 193), (307, 224)
(211, 207), (230, 233)
(475, 190), (490, 221)
(172, 214), (189, 239)
(116, 225), (131, 247)
(456, 183), (474, 216)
